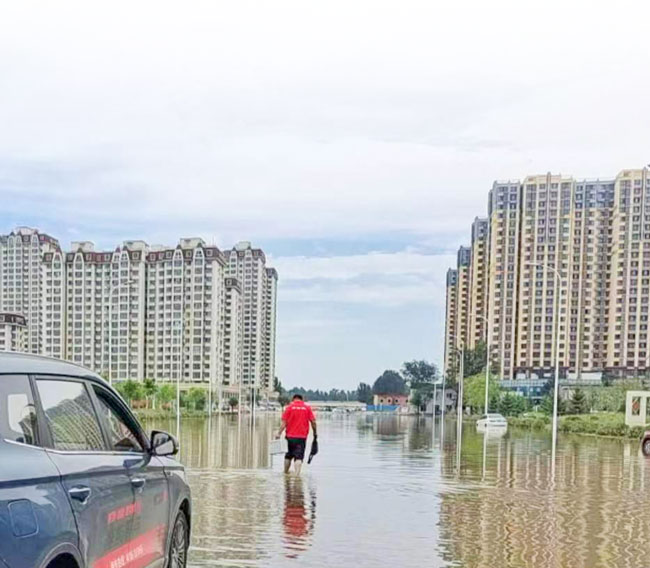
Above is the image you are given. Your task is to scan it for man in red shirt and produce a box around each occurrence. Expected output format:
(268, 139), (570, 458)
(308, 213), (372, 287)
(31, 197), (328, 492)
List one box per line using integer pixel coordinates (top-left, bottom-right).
(276, 394), (317, 475)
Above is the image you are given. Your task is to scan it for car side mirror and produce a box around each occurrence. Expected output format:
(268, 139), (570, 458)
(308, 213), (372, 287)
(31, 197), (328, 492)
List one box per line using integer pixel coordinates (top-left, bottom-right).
(151, 430), (178, 457)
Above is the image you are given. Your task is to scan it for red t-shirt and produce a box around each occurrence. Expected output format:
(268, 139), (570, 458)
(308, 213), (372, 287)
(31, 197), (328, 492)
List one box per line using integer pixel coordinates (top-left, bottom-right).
(282, 401), (315, 439)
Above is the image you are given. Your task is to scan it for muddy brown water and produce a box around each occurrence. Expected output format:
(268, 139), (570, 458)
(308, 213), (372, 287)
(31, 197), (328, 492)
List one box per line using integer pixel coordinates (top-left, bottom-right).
(142, 413), (650, 567)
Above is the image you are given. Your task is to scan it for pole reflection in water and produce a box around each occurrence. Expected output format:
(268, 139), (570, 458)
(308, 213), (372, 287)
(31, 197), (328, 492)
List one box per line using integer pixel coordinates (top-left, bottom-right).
(481, 430), (487, 481)
(456, 416), (462, 475)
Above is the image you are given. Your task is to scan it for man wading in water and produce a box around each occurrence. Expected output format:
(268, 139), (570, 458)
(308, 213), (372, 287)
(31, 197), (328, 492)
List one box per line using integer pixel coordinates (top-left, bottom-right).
(276, 394), (317, 475)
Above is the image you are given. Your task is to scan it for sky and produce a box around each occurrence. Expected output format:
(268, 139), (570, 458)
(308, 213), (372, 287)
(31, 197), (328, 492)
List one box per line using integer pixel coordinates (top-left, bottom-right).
(1, 0), (650, 390)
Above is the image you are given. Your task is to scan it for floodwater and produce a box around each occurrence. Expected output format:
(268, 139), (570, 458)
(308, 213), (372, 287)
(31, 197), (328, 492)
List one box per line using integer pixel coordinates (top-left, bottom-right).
(143, 413), (650, 567)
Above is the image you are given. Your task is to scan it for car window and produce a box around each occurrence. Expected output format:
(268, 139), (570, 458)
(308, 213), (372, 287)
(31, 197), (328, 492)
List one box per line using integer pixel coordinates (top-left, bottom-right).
(93, 386), (144, 453)
(37, 379), (105, 452)
(0, 375), (38, 446)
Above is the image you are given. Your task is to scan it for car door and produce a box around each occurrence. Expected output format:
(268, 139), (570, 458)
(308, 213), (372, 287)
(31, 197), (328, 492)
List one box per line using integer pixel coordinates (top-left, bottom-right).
(0, 374), (79, 568)
(35, 376), (137, 568)
(90, 383), (171, 568)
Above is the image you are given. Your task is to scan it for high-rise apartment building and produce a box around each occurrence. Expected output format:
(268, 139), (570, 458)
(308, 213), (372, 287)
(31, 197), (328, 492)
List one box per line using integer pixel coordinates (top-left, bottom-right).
(0, 227), (279, 398)
(0, 227), (64, 357)
(0, 313), (27, 352)
(607, 168), (650, 373)
(487, 180), (522, 379)
(443, 269), (458, 377)
(445, 167), (650, 381)
(108, 240), (148, 382)
(263, 267), (278, 392)
(468, 217), (488, 349)
(455, 247), (472, 349)
(225, 242), (268, 390)
(64, 242), (113, 372)
(145, 239), (225, 388)
(223, 277), (244, 395)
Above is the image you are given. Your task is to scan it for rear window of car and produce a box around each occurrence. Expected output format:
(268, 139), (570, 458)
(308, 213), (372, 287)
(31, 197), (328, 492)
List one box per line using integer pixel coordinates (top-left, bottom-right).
(37, 379), (106, 452)
(0, 375), (38, 446)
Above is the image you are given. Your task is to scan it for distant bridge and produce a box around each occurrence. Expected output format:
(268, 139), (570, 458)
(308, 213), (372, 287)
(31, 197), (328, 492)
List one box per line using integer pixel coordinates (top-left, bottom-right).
(308, 401), (366, 411)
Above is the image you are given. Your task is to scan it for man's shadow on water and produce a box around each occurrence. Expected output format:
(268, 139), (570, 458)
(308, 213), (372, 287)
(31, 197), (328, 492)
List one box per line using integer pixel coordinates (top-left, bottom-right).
(282, 476), (316, 559)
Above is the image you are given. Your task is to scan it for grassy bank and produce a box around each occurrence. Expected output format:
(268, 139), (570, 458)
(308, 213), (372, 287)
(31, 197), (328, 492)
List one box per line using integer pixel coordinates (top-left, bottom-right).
(133, 408), (236, 420)
(509, 412), (646, 439)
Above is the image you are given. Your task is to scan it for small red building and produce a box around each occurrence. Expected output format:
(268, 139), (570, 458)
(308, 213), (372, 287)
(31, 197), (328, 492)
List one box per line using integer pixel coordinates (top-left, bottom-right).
(373, 393), (409, 408)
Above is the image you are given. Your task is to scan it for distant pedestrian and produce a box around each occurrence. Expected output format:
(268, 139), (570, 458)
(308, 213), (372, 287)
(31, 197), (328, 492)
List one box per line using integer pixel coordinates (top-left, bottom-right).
(276, 394), (317, 475)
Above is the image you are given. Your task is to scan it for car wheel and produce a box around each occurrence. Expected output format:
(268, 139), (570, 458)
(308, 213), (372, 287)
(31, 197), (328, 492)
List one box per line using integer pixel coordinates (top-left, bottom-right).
(167, 511), (189, 568)
(643, 439), (650, 457)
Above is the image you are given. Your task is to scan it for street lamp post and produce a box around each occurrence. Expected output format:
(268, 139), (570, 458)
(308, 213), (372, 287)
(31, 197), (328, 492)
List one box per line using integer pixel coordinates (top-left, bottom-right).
(475, 314), (491, 415)
(432, 382), (437, 419)
(440, 372), (446, 445)
(456, 343), (465, 455)
(442, 337), (463, 447)
(174, 317), (184, 440)
(527, 262), (563, 474)
(107, 280), (135, 386)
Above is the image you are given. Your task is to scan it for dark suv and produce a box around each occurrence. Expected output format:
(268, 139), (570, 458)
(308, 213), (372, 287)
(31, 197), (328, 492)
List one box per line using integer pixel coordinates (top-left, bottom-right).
(0, 352), (191, 568)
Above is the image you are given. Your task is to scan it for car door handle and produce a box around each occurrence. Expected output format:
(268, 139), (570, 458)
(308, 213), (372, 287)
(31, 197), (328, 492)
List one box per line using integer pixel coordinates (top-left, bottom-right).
(131, 477), (146, 490)
(68, 486), (91, 504)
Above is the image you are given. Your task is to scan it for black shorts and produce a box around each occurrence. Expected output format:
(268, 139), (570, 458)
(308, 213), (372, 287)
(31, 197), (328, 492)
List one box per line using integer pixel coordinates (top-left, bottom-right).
(286, 438), (307, 461)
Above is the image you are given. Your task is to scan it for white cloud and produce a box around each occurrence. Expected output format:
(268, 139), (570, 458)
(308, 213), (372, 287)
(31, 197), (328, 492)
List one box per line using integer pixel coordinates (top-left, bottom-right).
(274, 250), (455, 306)
(273, 250), (453, 280)
(2, 0), (649, 388)
(2, 0), (649, 245)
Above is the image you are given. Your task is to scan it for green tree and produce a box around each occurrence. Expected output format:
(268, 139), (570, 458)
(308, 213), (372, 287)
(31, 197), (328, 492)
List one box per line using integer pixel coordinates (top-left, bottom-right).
(356, 383), (373, 404)
(142, 378), (158, 409)
(186, 387), (207, 411)
(158, 384), (176, 409)
(402, 360), (438, 387)
(228, 396), (239, 411)
(568, 389), (589, 414)
(411, 390), (425, 413)
(539, 395), (568, 416)
(463, 341), (487, 378)
(116, 380), (144, 405)
(372, 370), (406, 395)
(497, 392), (528, 417)
(278, 394), (290, 408)
(463, 372), (500, 414)
(273, 376), (284, 394)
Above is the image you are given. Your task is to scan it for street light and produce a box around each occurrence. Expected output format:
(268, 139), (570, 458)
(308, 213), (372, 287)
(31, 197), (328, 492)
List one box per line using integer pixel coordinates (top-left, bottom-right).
(527, 261), (563, 474)
(456, 343), (464, 457)
(442, 336), (464, 449)
(173, 318), (184, 440)
(107, 280), (136, 386)
(475, 314), (491, 414)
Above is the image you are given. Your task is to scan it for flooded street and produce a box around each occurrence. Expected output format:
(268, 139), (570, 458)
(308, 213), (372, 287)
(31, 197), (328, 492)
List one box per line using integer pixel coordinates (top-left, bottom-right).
(144, 414), (650, 567)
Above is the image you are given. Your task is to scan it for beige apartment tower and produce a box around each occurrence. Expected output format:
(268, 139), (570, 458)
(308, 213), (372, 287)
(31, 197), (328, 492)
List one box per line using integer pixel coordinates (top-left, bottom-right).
(0, 227), (64, 358)
(145, 239), (226, 389)
(224, 242), (279, 395)
(223, 277), (244, 395)
(443, 268), (458, 377)
(263, 267), (279, 393)
(0, 227), (279, 398)
(0, 313), (27, 352)
(486, 181), (522, 379)
(607, 169), (650, 373)
(445, 167), (650, 382)
(468, 217), (488, 349)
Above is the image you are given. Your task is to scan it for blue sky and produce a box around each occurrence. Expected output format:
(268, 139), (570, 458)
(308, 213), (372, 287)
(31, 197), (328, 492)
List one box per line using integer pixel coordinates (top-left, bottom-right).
(2, 0), (649, 389)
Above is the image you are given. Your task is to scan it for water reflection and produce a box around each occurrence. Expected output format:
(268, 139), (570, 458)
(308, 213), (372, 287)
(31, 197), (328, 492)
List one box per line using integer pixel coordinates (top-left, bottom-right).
(142, 414), (650, 568)
(283, 476), (316, 559)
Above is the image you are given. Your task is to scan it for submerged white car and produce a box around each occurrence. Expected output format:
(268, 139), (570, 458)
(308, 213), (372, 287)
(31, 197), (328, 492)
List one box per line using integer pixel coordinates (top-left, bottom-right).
(477, 413), (508, 431)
